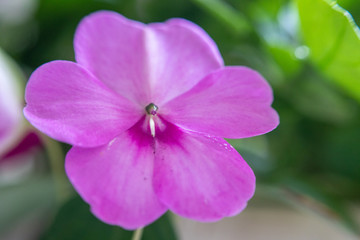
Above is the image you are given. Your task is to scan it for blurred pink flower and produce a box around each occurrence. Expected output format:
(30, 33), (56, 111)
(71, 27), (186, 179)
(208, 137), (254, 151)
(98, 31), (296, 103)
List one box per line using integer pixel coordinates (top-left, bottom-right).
(24, 11), (279, 229)
(1, 131), (41, 163)
(0, 49), (42, 183)
(0, 49), (27, 159)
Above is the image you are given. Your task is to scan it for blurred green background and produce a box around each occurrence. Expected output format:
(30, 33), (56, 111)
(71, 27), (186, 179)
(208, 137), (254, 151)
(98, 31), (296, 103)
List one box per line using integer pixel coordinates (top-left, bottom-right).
(0, 0), (360, 239)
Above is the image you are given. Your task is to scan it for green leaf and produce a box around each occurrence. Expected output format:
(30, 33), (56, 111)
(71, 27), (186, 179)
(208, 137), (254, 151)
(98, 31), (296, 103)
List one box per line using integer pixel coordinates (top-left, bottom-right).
(40, 196), (132, 240)
(251, 0), (288, 19)
(0, 177), (56, 234)
(267, 45), (301, 77)
(41, 196), (177, 240)
(297, 0), (360, 101)
(191, 0), (250, 35)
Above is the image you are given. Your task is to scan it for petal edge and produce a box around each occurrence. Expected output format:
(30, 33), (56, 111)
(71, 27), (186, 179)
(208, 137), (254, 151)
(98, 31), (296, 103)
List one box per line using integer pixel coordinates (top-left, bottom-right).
(24, 60), (142, 147)
(161, 66), (279, 139)
(153, 122), (255, 221)
(66, 125), (167, 230)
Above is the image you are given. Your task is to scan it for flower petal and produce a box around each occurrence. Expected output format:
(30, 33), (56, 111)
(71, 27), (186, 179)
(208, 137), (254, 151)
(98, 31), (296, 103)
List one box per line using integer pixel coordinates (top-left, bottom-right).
(65, 123), (167, 230)
(74, 11), (224, 105)
(24, 60), (142, 147)
(153, 122), (255, 221)
(74, 11), (150, 105)
(148, 18), (224, 104)
(161, 66), (279, 139)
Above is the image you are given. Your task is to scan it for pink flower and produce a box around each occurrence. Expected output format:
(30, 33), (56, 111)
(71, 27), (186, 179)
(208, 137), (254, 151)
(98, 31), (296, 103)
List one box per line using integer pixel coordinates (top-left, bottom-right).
(1, 131), (41, 163)
(0, 48), (27, 159)
(24, 11), (279, 229)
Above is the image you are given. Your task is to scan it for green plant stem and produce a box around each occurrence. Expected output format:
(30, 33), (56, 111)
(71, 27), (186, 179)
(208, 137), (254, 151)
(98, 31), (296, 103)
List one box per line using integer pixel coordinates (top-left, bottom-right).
(40, 133), (71, 203)
(131, 228), (144, 240)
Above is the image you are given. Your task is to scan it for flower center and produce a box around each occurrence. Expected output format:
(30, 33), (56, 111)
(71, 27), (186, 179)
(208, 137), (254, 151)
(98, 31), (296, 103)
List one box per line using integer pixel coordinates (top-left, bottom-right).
(145, 103), (158, 116)
(145, 103), (159, 137)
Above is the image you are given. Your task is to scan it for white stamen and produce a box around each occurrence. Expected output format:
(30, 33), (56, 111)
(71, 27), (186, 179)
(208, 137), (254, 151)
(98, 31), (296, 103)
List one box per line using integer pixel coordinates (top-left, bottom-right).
(149, 116), (156, 137)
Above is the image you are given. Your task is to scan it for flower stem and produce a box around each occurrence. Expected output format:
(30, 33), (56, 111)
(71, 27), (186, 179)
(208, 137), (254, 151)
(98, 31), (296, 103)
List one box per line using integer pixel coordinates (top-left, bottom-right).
(131, 228), (144, 240)
(40, 133), (71, 203)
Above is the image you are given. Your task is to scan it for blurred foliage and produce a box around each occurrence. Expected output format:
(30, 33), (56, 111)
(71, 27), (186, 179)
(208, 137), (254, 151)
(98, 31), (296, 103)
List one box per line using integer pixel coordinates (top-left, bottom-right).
(1, 0), (360, 238)
(0, 177), (56, 235)
(191, 0), (251, 35)
(41, 196), (177, 240)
